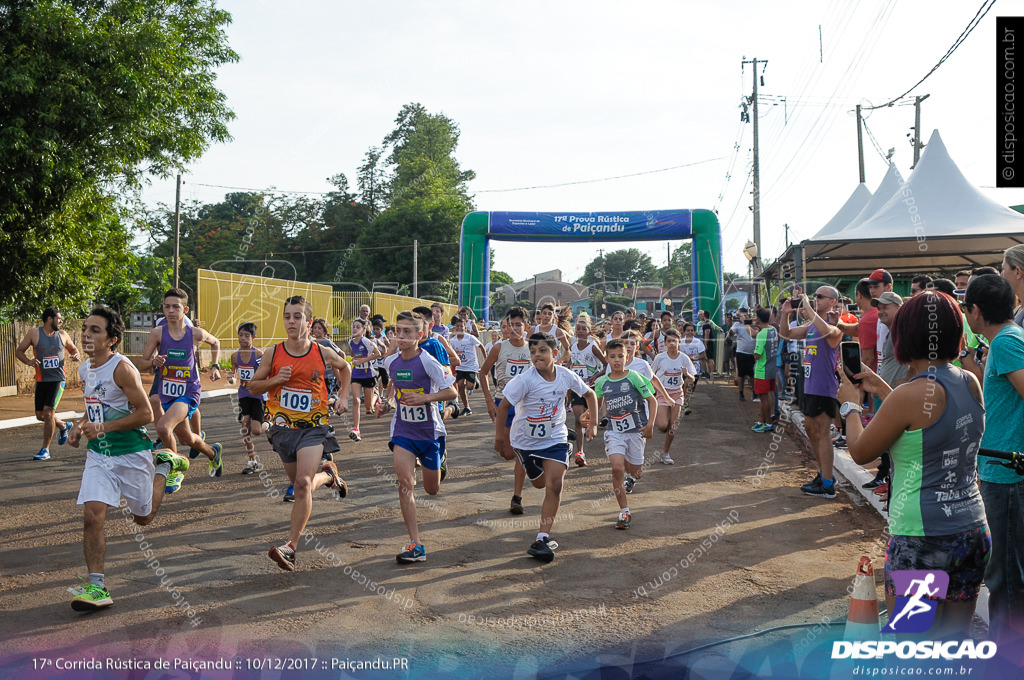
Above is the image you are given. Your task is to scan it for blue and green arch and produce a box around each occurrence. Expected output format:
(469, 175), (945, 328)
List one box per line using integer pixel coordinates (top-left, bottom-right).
(459, 209), (723, 323)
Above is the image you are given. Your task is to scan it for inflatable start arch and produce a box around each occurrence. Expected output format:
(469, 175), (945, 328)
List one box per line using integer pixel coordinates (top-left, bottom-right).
(459, 209), (723, 323)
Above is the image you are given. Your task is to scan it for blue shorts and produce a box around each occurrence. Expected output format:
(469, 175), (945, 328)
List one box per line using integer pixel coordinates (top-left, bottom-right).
(885, 525), (991, 602)
(161, 396), (199, 419)
(389, 436), (446, 471)
(495, 398), (516, 427)
(513, 443), (570, 481)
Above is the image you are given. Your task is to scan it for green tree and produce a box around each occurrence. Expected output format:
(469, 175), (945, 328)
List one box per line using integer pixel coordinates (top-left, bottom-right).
(578, 249), (658, 287)
(351, 103), (475, 289)
(659, 243), (693, 287)
(0, 0), (237, 316)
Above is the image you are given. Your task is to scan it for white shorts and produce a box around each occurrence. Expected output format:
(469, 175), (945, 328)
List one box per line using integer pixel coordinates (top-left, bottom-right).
(77, 449), (155, 516)
(604, 430), (646, 466)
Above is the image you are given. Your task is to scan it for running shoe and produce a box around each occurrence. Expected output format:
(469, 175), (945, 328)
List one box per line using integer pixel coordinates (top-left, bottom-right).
(833, 435), (848, 448)
(155, 449), (190, 474)
(152, 437), (163, 449)
(283, 484), (295, 502)
(165, 470), (185, 493)
(684, 406), (692, 416)
(661, 453), (674, 465)
(396, 542), (426, 563)
(752, 396), (761, 403)
(188, 430), (207, 459)
(599, 417), (609, 428)
(461, 407), (473, 417)
(616, 510), (631, 530)
(566, 428), (577, 442)
(527, 536), (555, 563)
(58, 422), (72, 446)
(349, 429), (361, 442)
(751, 421), (765, 432)
(624, 474), (636, 494)
(322, 451), (334, 463)
(574, 451), (588, 467)
(207, 443), (223, 477)
(862, 475), (887, 490)
(761, 424), (774, 432)
(440, 457), (448, 482)
(739, 392), (745, 401)
(34, 448), (50, 460)
(873, 482), (890, 497)
(269, 544), (296, 571)
(802, 478), (837, 499)
(321, 460), (348, 499)
(799, 473), (822, 494)
(68, 579), (113, 611)
(509, 494), (524, 515)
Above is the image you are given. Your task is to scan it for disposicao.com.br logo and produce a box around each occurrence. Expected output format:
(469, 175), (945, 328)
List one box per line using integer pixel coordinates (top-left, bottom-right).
(832, 569), (997, 661)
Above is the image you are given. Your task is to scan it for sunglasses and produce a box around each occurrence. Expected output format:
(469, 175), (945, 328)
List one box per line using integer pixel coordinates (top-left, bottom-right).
(814, 294), (836, 300)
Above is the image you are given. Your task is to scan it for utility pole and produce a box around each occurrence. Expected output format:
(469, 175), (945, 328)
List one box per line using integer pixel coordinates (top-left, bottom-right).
(855, 105), (866, 184)
(912, 94), (930, 168)
(742, 57), (767, 279)
(173, 174), (181, 289)
(413, 239), (418, 298)
(784, 223), (791, 249)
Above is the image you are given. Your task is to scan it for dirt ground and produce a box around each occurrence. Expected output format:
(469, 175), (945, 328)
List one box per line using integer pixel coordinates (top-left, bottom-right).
(0, 377), (888, 677)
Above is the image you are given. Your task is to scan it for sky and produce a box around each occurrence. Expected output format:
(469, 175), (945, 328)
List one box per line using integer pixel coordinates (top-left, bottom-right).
(144, 0), (1024, 287)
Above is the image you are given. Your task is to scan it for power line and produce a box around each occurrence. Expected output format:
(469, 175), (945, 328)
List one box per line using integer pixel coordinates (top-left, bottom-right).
(474, 156), (728, 192)
(864, 0), (996, 110)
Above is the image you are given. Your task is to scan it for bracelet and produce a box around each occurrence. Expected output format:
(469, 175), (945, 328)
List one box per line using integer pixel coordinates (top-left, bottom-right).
(210, 363), (220, 369)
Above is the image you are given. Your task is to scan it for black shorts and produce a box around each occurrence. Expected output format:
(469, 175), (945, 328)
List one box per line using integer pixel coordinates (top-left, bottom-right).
(35, 381), (65, 412)
(352, 376), (377, 389)
(801, 393), (837, 419)
(377, 366), (389, 387)
(237, 396), (265, 422)
(455, 370), (478, 386)
(267, 425), (340, 464)
(736, 352), (755, 378)
(570, 392), (589, 408)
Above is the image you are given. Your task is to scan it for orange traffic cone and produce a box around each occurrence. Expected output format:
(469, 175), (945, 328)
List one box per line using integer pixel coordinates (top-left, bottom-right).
(844, 556), (880, 640)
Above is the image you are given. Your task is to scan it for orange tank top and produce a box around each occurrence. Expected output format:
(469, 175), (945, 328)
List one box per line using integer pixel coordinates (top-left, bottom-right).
(267, 341), (330, 428)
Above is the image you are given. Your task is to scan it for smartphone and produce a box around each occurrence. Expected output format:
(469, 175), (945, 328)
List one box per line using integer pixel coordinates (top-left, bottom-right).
(846, 303), (858, 314)
(743, 319), (753, 325)
(841, 341), (862, 384)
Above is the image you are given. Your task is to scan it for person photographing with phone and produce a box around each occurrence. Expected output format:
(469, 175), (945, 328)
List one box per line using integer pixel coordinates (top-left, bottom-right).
(779, 287), (843, 498)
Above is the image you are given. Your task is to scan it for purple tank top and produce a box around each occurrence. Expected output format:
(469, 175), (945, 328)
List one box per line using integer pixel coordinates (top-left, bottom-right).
(349, 337), (372, 379)
(803, 324), (840, 397)
(388, 353), (444, 441)
(235, 349), (264, 401)
(159, 325), (202, 405)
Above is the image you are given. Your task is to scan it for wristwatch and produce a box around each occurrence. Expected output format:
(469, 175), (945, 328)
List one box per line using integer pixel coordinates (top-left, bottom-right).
(839, 401), (863, 418)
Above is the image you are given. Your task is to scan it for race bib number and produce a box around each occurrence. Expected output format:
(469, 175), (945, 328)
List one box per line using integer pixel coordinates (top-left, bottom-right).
(85, 396), (104, 424)
(610, 413), (634, 432)
(664, 372), (681, 388)
(803, 359), (812, 379)
(41, 355), (60, 370)
(399, 403), (429, 422)
(161, 377), (187, 399)
(507, 359), (529, 378)
(280, 387), (311, 413)
(237, 367), (255, 382)
(526, 417), (552, 439)
(457, 351), (468, 362)
(572, 363), (588, 380)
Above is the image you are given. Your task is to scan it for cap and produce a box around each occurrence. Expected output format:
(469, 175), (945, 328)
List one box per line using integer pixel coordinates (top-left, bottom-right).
(840, 312), (859, 324)
(868, 269), (893, 284)
(871, 291), (904, 307)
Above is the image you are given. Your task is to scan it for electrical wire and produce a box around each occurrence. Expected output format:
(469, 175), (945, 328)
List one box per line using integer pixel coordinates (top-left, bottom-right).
(473, 156), (727, 193)
(860, 116), (891, 163)
(864, 0), (997, 110)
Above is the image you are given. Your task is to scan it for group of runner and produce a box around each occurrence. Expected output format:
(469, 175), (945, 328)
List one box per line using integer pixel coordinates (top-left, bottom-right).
(20, 292), (723, 611)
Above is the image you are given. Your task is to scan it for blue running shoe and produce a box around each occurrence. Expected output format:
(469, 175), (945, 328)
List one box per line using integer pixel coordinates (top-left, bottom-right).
(58, 422), (72, 446)
(284, 484), (295, 502)
(207, 443), (223, 478)
(396, 542), (426, 563)
(165, 470), (184, 493)
(34, 448), (50, 460)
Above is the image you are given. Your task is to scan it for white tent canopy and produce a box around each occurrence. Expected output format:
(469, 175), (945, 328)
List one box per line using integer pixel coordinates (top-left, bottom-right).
(810, 182), (872, 240)
(820, 163), (904, 240)
(766, 130), (1024, 280)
